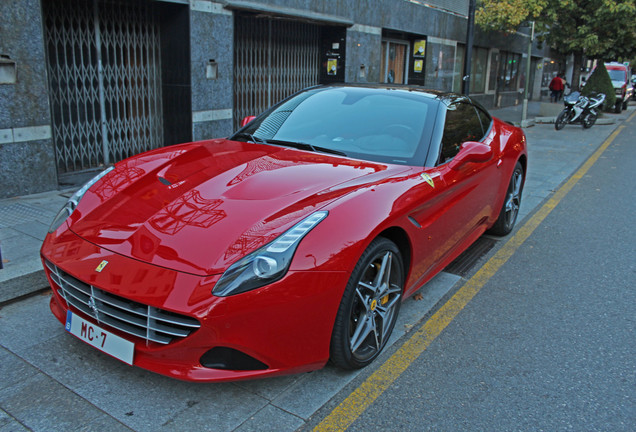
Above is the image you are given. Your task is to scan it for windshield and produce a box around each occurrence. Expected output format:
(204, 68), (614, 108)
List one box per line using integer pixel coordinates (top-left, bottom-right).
(233, 87), (439, 166)
(607, 69), (626, 82)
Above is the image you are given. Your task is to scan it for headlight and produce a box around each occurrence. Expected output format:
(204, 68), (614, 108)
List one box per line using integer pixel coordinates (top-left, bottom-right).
(213, 211), (328, 297)
(48, 167), (114, 233)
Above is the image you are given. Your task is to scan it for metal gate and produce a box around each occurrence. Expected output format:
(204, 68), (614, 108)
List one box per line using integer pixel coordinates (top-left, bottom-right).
(233, 15), (321, 129)
(43, 0), (163, 175)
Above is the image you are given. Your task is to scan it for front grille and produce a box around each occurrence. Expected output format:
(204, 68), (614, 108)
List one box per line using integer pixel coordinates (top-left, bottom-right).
(44, 260), (200, 345)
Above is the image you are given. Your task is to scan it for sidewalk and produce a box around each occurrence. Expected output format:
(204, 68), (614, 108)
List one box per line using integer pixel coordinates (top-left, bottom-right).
(0, 103), (633, 304)
(0, 191), (70, 303)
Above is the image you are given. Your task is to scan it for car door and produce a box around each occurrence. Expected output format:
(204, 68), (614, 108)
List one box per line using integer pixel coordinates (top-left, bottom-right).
(407, 100), (500, 288)
(437, 100), (500, 247)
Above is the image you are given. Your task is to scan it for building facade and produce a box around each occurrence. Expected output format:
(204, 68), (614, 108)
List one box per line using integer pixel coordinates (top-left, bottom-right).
(1, 0), (553, 199)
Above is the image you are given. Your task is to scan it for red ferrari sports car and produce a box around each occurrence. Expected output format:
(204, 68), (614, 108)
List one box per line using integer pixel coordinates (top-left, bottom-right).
(42, 84), (527, 382)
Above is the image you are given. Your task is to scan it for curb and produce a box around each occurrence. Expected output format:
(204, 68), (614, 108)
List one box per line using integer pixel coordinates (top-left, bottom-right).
(534, 116), (617, 125)
(0, 270), (48, 305)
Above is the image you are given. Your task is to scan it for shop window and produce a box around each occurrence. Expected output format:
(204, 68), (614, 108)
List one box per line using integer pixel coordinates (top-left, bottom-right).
(497, 51), (521, 92)
(471, 47), (488, 93)
(454, 45), (488, 94)
(542, 59), (560, 87)
(453, 45), (465, 93)
(488, 51), (499, 92)
(425, 40), (456, 91)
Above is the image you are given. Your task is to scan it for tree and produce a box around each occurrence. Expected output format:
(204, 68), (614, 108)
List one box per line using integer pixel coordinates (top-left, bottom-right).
(476, 0), (636, 90)
(580, 62), (616, 111)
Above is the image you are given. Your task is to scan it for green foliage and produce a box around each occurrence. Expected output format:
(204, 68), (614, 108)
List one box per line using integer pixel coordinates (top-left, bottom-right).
(545, 0), (636, 60)
(476, 0), (636, 60)
(581, 63), (616, 111)
(475, 0), (547, 32)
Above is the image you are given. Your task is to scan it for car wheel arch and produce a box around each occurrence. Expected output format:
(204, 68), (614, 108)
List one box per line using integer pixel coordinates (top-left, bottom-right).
(486, 153), (527, 229)
(517, 154), (528, 179)
(377, 226), (412, 288)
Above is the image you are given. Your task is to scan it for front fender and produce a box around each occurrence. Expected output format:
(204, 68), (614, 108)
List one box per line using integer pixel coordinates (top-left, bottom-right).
(289, 168), (423, 285)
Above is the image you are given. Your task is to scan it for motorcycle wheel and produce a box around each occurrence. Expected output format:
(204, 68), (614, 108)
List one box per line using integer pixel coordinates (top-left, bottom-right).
(555, 110), (570, 130)
(583, 113), (597, 129)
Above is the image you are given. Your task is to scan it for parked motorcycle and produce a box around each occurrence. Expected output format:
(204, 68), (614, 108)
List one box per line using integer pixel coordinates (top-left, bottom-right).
(555, 91), (606, 130)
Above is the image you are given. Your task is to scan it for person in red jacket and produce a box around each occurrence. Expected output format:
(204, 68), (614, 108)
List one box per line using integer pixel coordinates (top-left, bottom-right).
(549, 74), (564, 102)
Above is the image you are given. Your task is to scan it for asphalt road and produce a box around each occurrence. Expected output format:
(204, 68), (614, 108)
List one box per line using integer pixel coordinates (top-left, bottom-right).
(309, 115), (636, 429)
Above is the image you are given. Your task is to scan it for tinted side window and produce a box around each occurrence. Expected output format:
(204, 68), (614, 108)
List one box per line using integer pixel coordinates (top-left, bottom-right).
(439, 102), (483, 164)
(475, 106), (492, 135)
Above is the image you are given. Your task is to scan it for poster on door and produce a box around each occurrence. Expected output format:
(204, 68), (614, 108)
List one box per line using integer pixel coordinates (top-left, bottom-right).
(413, 40), (426, 57)
(327, 59), (338, 75)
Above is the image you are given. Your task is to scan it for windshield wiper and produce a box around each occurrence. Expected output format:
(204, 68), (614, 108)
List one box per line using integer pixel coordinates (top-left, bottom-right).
(232, 135), (347, 157)
(265, 139), (347, 157)
(232, 132), (267, 144)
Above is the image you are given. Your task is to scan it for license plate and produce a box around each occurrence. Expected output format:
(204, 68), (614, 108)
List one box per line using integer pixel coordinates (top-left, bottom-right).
(65, 311), (134, 365)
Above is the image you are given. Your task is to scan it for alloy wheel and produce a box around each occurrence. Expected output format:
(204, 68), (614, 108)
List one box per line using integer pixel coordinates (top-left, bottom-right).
(349, 250), (402, 362)
(504, 168), (523, 230)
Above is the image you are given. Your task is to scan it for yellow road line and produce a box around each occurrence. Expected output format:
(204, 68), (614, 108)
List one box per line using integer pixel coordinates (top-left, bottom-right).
(313, 125), (625, 432)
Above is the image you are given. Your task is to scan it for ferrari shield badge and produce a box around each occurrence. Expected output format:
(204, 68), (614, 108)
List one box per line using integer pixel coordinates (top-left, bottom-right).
(95, 260), (109, 273)
(420, 173), (435, 188)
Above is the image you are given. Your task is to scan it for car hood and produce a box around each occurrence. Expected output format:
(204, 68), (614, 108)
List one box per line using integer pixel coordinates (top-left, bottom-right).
(69, 139), (405, 275)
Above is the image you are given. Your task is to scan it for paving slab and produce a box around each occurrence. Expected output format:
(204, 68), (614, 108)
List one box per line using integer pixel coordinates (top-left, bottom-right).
(0, 189), (70, 302)
(76, 414), (135, 432)
(0, 347), (40, 392)
(157, 385), (268, 432)
(0, 373), (105, 432)
(0, 292), (60, 352)
(11, 220), (50, 242)
(0, 235), (42, 264)
(234, 404), (305, 432)
(0, 408), (29, 432)
(271, 366), (359, 420)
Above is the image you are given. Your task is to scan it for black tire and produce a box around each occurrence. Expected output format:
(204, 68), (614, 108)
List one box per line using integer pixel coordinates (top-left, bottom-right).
(582, 112), (597, 129)
(554, 110), (569, 130)
(615, 100), (622, 113)
(488, 162), (524, 236)
(623, 99), (628, 110)
(330, 237), (404, 370)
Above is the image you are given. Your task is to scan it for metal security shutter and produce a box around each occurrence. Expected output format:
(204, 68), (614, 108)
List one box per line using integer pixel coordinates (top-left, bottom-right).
(43, 0), (163, 175)
(233, 14), (321, 130)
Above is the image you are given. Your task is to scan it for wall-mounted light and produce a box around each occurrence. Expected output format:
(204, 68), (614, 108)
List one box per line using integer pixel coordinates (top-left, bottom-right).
(206, 59), (218, 80)
(0, 55), (17, 84)
(358, 64), (366, 81)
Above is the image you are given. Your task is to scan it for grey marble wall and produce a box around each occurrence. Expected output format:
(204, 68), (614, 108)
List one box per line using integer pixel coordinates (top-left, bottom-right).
(1, 0), (57, 198)
(190, 5), (234, 141)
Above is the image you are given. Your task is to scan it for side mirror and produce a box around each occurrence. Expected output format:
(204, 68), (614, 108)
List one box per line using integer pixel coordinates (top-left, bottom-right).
(240, 116), (256, 127)
(448, 141), (493, 170)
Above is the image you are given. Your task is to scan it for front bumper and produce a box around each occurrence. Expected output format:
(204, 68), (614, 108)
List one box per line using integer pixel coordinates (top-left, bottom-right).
(42, 230), (347, 382)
